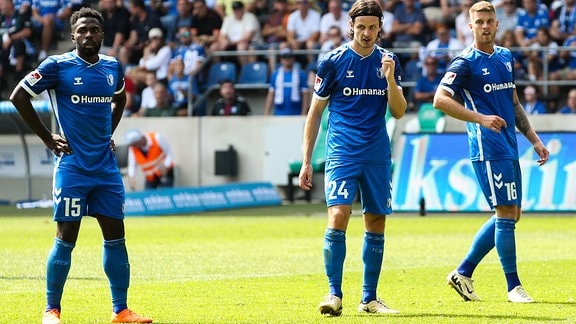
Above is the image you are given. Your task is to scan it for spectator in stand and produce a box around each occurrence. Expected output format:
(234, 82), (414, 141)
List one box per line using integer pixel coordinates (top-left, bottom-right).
(144, 81), (185, 116)
(211, 1), (262, 66)
(14, 0), (31, 14)
(0, 0), (35, 85)
(123, 74), (140, 116)
(413, 56), (442, 111)
(212, 79), (251, 115)
(165, 0), (193, 45)
(522, 85), (548, 114)
(550, 0), (576, 44)
(319, 0), (349, 44)
(550, 34), (576, 83)
(170, 25), (205, 77)
(261, 0), (289, 49)
(167, 58), (190, 110)
(125, 128), (175, 190)
(138, 27), (173, 84)
(215, 0), (255, 18)
(134, 70), (158, 115)
(31, 0), (72, 61)
(379, 4), (394, 48)
(419, 0), (444, 31)
(264, 47), (309, 116)
(558, 88), (576, 113)
(514, 0), (550, 47)
(495, 0), (519, 41)
(390, 0), (427, 50)
(118, 0), (163, 67)
(190, 0), (222, 50)
(286, 0), (321, 67)
(99, 0), (131, 56)
(498, 29), (527, 80)
(422, 24), (463, 75)
(525, 27), (560, 84)
(455, 0), (474, 46)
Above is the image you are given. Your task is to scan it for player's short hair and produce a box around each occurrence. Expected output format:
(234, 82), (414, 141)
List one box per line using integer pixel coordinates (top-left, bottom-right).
(70, 7), (104, 29)
(347, 0), (383, 40)
(469, 1), (495, 16)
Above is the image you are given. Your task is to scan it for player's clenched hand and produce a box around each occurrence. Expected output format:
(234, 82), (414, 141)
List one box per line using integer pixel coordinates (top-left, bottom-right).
(381, 54), (395, 79)
(299, 164), (313, 191)
(481, 115), (507, 133)
(46, 134), (72, 156)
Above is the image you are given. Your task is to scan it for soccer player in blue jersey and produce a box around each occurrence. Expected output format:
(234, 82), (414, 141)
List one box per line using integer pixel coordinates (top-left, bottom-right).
(433, 1), (550, 303)
(10, 7), (152, 324)
(298, 0), (406, 316)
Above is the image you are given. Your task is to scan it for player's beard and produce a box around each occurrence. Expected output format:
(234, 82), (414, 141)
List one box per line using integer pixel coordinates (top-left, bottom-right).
(79, 41), (101, 58)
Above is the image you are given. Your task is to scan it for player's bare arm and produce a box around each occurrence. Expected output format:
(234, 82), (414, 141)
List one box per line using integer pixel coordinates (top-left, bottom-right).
(512, 90), (549, 166)
(10, 85), (72, 155)
(434, 88), (507, 132)
(298, 97), (328, 191)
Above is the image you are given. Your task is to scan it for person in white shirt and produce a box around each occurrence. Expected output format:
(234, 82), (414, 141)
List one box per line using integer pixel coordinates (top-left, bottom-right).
(319, 0), (350, 44)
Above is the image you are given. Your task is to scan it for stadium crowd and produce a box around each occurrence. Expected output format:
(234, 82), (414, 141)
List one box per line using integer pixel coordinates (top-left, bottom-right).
(1, 0), (576, 114)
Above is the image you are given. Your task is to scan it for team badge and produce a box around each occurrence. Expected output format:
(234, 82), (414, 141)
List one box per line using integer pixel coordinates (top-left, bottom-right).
(25, 70), (42, 86)
(505, 62), (512, 72)
(314, 75), (323, 92)
(441, 72), (456, 85)
(107, 74), (114, 86)
(376, 67), (385, 79)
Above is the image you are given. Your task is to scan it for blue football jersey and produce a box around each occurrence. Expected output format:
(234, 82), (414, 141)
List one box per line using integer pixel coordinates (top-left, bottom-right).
(20, 52), (125, 173)
(439, 45), (518, 162)
(314, 43), (402, 163)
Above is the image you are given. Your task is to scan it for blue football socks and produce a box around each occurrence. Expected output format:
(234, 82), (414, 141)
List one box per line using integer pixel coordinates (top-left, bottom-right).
(458, 215), (496, 278)
(46, 238), (75, 312)
(495, 218), (521, 291)
(323, 228), (346, 299)
(361, 232), (385, 303)
(103, 238), (131, 314)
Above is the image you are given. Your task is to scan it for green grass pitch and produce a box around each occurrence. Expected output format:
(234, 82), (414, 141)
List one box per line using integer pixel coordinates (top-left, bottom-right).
(0, 204), (574, 323)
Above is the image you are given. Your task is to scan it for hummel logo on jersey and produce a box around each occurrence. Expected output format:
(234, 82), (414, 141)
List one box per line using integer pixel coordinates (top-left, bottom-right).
(346, 70), (354, 78)
(482, 68), (490, 76)
(74, 77), (83, 85)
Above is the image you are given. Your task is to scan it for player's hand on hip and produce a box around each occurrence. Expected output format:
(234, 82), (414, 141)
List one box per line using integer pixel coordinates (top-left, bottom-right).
(298, 164), (313, 190)
(481, 115), (507, 133)
(46, 134), (72, 155)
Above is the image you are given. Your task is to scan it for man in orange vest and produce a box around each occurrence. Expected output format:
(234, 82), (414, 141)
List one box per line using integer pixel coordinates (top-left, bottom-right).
(124, 129), (175, 190)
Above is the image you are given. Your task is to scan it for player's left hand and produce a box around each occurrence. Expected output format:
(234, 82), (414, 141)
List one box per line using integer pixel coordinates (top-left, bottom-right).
(534, 142), (549, 166)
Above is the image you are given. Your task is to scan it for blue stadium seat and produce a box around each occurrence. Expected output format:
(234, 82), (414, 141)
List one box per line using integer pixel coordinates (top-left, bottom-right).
(403, 59), (422, 83)
(237, 62), (269, 84)
(205, 62), (237, 89)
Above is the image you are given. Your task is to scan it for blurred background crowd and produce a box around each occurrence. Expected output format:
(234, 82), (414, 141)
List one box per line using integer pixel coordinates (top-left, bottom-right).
(1, 0), (576, 116)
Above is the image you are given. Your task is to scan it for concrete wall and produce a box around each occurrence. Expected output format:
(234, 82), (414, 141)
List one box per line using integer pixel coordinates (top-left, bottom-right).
(1, 110), (575, 202)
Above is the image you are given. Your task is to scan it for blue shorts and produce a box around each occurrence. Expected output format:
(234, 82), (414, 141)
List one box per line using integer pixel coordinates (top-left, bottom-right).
(53, 167), (125, 222)
(472, 159), (522, 209)
(324, 159), (392, 215)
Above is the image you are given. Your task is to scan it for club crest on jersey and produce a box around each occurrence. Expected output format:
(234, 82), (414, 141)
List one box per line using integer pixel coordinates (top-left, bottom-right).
(107, 74), (114, 86)
(314, 75), (323, 92)
(505, 61), (512, 72)
(441, 72), (456, 85)
(376, 68), (385, 79)
(25, 70), (42, 86)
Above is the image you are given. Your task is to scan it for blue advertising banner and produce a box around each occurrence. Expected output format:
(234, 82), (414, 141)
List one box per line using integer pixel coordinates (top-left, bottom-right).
(125, 182), (281, 216)
(392, 133), (576, 212)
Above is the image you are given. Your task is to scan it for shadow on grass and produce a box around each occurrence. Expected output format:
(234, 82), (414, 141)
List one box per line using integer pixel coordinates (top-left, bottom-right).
(350, 313), (568, 322)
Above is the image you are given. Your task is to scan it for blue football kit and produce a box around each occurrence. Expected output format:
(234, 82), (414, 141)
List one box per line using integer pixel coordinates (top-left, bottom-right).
(20, 51), (126, 220)
(314, 42), (402, 215)
(438, 45), (522, 208)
